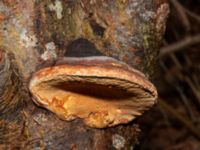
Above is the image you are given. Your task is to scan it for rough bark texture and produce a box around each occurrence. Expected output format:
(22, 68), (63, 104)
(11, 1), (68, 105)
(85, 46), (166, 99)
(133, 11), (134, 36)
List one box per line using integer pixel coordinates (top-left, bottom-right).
(0, 0), (169, 149)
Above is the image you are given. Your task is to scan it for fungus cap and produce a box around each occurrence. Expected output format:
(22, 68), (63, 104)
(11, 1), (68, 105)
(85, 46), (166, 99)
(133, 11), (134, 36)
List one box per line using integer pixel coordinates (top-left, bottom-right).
(29, 56), (157, 128)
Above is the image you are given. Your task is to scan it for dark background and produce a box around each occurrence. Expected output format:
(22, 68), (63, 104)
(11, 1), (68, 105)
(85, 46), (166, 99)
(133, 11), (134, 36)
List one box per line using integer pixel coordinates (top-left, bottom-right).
(136, 0), (200, 149)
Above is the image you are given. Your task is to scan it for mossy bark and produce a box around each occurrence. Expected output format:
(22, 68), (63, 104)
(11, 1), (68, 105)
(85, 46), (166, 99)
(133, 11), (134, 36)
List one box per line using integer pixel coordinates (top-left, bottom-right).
(0, 0), (169, 149)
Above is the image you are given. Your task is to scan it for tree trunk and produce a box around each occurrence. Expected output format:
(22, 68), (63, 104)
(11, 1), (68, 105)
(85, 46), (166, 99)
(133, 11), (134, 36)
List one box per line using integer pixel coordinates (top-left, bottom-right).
(0, 0), (169, 149)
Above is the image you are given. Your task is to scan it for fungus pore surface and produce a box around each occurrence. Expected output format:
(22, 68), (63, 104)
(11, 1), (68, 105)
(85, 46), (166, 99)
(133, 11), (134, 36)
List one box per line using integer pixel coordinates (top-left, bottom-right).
(29, 56), (157, 128)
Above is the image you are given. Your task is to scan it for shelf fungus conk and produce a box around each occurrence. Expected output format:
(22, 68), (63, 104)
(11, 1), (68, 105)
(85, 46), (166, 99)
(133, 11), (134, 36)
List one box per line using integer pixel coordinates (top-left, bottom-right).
(29, 56), (157, 128)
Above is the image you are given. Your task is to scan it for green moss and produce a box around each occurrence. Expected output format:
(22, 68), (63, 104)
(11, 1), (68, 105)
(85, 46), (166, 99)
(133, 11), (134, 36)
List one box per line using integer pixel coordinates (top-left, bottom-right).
(141, 24), (151, 50)
(140, 22), (159, 79)
(44, 1), (78, 41)
(81, 22), (95, 39)
(116, 0), (125, 8)
(116, 0), (126, 17)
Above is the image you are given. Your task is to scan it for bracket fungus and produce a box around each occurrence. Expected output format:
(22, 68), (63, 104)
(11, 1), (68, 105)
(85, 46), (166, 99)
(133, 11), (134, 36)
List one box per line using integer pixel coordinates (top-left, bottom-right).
(29, 56), (157, 128)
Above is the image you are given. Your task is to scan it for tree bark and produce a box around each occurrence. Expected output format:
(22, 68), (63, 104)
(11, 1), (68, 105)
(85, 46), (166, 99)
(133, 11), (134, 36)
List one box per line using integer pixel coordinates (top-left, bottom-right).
(0, 0), (169, 149)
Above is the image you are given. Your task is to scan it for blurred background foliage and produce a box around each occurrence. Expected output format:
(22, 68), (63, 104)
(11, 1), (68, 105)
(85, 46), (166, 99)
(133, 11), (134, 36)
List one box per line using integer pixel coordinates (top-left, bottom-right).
(136, 0), (200, 149)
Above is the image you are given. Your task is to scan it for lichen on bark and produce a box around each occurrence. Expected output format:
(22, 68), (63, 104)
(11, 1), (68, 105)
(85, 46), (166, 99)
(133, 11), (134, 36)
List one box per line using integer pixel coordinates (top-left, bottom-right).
(0, 0), (169, 149)
(34, 0), (169, 78)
